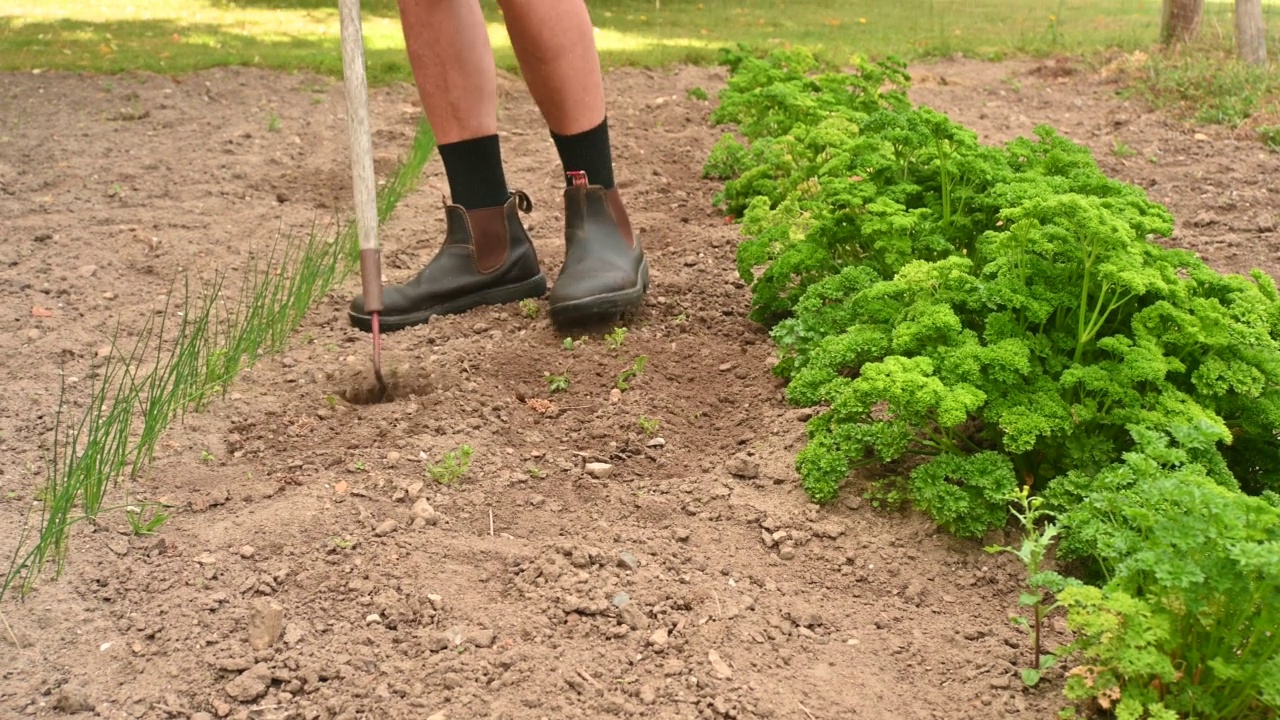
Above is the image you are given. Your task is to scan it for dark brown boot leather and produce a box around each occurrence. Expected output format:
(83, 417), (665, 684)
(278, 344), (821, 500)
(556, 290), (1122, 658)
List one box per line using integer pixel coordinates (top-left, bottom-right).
(547, 172), (649, 327)
(348, 190), (547, 332)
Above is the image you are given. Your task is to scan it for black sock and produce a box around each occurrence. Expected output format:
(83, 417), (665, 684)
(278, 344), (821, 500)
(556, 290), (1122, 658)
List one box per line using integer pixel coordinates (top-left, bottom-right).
(437, 134), (511, 210)
(552, 118), (616, 190)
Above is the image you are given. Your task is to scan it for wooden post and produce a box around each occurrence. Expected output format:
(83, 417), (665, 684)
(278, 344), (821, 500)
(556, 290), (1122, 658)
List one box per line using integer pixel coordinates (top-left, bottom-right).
(1236, 0), (1268, 65)
(1161, 0), (1205, 45)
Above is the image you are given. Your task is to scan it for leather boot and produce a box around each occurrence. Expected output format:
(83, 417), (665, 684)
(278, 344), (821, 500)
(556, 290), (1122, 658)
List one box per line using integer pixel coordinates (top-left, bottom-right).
(348, 190), (547, 332)
(547, 173), (649, 327)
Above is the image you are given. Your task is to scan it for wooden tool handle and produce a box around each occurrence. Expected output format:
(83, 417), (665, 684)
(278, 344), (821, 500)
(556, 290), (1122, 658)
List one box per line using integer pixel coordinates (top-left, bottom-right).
(338, 0), (383, 312)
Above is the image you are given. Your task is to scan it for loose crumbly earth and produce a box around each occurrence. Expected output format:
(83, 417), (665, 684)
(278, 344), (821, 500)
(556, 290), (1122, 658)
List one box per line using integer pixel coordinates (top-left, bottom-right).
(1, 54), (1277, 720)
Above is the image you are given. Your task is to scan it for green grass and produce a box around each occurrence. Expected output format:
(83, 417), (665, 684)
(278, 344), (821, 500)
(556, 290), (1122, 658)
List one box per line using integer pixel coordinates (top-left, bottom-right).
(1, 119), (436, 603)
(3, 0), (1276, 81)
(6, 0), (1280, 135)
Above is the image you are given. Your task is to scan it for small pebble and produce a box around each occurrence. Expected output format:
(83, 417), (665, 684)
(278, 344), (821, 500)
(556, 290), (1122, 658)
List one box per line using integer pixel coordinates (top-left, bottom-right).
(238, 545), (255, 559)
(584, 462), (614, 479)
(374, 519), (398, 536)
(366, 613), (383, 625)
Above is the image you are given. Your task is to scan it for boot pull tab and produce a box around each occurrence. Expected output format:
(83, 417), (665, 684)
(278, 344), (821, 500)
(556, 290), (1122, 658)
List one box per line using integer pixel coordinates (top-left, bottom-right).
(567, 170), (589, 188)
(512, 189), (534, 214)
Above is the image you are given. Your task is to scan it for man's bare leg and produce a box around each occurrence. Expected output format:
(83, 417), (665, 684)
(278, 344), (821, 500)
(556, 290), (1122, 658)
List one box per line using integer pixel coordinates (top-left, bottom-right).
(347, 0), (547, 333)
(500, 0), (648, 327)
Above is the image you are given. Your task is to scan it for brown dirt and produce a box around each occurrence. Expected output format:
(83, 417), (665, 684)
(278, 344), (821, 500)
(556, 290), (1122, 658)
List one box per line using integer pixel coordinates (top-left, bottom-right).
(1, 55), (1277, 720)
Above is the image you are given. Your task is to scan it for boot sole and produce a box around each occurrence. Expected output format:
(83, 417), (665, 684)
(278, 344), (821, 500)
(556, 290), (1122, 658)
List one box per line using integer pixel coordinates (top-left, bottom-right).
(549, 258), (650, 328)
(348, 274), (548, 333)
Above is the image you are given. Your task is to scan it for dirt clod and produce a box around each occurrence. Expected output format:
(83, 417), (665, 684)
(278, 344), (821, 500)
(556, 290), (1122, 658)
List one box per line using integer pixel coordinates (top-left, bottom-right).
(247, 597), (284, 650)
(224, 663), (272, 702)
(725, 454), (759, 479)
(50, 687), (94, 713)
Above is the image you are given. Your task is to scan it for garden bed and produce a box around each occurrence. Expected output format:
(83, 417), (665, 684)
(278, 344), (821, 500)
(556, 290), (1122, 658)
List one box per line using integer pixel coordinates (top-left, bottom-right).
(0, 55), (1277, 720)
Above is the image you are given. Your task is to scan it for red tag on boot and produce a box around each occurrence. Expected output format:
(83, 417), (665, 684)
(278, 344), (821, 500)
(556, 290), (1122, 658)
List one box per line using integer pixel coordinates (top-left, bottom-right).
(567, 170), (589, 188)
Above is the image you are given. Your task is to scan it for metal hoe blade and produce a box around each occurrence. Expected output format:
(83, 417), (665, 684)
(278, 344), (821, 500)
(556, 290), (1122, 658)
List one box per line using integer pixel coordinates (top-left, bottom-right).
(338, 0), (387, 398)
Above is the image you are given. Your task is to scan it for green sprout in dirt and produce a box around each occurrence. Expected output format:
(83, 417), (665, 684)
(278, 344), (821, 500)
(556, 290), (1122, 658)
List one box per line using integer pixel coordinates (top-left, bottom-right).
(124, 503), (169, 536)
(638, 416), (660, 436)
(199, 450), (215, 463)
(687, 86), (710, 101)
(526, 466), (546, 479)
(1260, 125), (1280, 152)
(546, 373), (570, 393)
(519, 298), (539, 319)
(1111, 140), (1137, 158)
(985, 486), (1079, 687)
(427, 445), (473, 485)
(604, 327), (628, 350)
(562, 336), (586, 351)
(325, 393), (337, 410)
(616, 355), (648, 392)
(267, 108), (281, 132)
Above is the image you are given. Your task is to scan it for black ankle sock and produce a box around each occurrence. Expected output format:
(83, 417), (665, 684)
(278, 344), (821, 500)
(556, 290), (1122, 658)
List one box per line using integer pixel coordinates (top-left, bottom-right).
(552, 118), (616, 189)
(437, 134), (511, 210)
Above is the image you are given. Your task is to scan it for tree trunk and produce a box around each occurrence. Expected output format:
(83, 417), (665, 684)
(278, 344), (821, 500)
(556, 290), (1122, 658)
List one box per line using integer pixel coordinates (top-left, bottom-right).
(1236, 0), (1268, 65)
(1162, 0), (1205, 44)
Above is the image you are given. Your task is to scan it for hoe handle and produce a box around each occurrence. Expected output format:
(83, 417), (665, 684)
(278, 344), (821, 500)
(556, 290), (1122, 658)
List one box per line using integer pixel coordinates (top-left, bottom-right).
(338, 0), (382, 314)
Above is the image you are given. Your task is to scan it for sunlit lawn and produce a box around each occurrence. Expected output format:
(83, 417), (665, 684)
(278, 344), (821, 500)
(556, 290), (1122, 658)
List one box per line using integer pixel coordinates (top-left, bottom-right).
(5, 0), (1276, 82)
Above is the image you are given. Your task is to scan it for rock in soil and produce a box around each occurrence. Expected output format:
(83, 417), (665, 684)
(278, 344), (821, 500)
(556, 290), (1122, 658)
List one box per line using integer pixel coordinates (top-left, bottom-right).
(708, 650), (734, 680)
(224, 663), (273, 702)
(584, 462), (614, 479)
(247, 597), (284, 651)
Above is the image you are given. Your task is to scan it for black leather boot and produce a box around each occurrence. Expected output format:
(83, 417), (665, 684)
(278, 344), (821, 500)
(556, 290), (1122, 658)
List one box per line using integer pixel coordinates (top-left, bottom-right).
(547, 173), (649, 327)
(348, 190), (547, 332)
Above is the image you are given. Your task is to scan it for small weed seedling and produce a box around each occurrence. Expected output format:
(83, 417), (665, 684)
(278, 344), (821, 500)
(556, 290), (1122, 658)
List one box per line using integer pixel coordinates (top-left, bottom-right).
(428, 445), (474, 485)
(267, 108), (281, 132)
(1260, 125), (1280, 152)
(330, 536), (354, 550)
(604, 327), (628, 350)
(526, 466), (546, 479)
(1111, 140), (1137, 158)
(199, 450), (215, 464)
(546, 373), (570, 393)
(353, 460), (367, 473)
(562, 336), (586, 351)
(984, 486), (1079, 687)
(519, 298), (539, 319)
(616, 355), (648, 392)
(687, 86), (710, 101)
(125, 503), (169, 536)
(638, 416), (660, 435)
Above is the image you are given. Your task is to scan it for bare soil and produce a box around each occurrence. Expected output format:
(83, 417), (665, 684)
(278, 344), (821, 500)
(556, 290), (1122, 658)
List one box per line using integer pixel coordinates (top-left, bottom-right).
(1, 55), (1277, 720)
